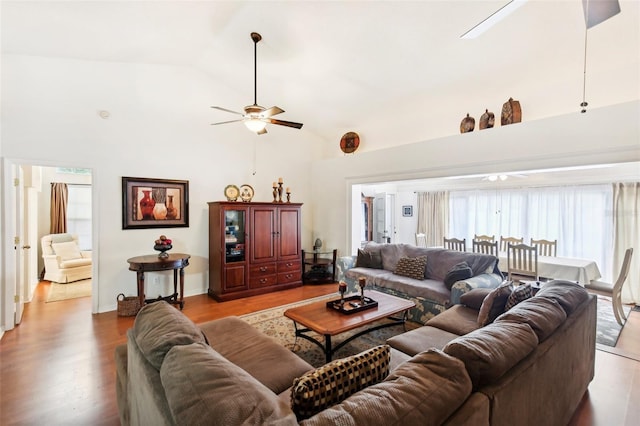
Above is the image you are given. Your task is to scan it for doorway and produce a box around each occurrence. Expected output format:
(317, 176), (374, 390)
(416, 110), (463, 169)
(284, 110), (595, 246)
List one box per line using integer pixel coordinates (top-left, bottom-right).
(1, 160), (96, 333)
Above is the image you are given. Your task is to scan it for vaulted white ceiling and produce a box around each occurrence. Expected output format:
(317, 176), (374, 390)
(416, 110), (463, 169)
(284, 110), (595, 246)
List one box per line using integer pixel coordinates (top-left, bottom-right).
(2, 1), (638, 150)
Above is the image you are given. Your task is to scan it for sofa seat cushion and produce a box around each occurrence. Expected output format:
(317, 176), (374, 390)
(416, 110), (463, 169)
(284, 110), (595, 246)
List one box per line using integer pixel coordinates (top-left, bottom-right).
(200, 316), (314, 394)
(346, 268), (451, 304)
(443, 321), (539, 389)
(132, 301), (206, 370)
(535, 280), (590, 315)
(459, 287), (492, 310)
(291, 345), (391, 420)
(387, 325), (460, 356)
(299, 349), (472, 426)
(59, 258), (92, 268)
(160, 342), (298, 426)
(496, 296), (567, 342)
(426, 305), (481, 335)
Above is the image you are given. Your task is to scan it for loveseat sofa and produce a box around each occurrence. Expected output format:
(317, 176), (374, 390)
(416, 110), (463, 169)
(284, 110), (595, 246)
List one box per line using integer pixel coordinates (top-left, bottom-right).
(115, 280), (595, 426)
(338, 242), (504, 323)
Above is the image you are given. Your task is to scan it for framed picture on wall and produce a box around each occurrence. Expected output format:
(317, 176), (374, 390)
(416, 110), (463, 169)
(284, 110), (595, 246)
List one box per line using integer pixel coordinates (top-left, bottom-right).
(122, 177), (189, 229)
(402, 205), (413, 217)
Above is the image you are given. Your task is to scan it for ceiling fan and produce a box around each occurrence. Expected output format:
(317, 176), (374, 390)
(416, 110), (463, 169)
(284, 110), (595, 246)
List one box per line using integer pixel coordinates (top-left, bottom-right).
(211, 32), (303, 135)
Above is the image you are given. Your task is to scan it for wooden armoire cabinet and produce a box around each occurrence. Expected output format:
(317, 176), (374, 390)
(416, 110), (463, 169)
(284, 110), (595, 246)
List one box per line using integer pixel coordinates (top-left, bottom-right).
(208, 201), (303, 301)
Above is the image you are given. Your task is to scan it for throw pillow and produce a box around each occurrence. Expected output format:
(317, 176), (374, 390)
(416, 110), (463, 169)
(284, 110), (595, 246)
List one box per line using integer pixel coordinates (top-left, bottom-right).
(355, 249), (383, 269)
(459, 287), (492, 310)
(444, 261), (473, 290)
(393, 256), (427, 280)
(51, 241), (82, 261)
(505, 283), (534, 310)
(290, 345), (391, 420)
(477, 281), (513, 327)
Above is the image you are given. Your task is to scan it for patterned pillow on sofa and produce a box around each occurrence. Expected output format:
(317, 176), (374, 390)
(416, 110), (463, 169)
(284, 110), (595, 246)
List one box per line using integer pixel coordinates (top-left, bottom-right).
(290, 345), (390, 419)
(394, 256), (428, 280)
(505, 283), (534, 310)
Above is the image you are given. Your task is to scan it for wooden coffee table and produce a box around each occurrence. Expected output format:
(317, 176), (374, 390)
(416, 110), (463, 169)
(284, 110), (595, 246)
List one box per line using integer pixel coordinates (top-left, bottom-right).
(284, 290), (415, 363)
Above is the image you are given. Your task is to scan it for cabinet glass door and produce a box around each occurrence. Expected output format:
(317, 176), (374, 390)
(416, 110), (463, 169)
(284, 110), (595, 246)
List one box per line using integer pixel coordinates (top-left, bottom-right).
(224, 209), (246, 263)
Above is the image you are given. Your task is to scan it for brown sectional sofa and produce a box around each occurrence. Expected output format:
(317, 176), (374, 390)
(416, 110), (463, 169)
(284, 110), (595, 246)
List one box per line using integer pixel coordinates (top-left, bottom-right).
(115, 280), (595, 425)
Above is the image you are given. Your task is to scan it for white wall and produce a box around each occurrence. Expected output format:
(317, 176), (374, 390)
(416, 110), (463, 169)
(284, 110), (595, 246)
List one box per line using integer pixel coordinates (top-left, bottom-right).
(311, 100), (640, 256)
(1, 55), (323, 316)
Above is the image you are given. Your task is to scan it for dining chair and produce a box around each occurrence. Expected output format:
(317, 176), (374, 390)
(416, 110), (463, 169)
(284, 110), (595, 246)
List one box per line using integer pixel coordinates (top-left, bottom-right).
(415, 233), (427, 247)
(444, 237), (466, 252)
(474, 234), (495, 242)
(506, 243), (539, 283)
(585, 248), (634, 326)
(472, 240), (498, 256)
(531, 238), (558, 257)
(500, 236), (524, 252)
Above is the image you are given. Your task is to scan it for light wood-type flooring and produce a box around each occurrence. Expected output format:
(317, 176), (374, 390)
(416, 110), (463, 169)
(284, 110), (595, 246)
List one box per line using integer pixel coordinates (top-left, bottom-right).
(1, 282), (638, 425)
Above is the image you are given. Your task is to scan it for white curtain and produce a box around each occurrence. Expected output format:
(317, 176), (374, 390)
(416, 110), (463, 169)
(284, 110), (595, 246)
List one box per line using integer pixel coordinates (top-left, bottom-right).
(449, 185), (613, 280)
(613, 182), (640, 304)
(417, 191), (449, 247)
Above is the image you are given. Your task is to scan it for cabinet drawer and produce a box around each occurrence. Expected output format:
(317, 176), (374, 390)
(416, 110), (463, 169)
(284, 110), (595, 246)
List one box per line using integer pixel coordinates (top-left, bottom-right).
(278, 270), (301, 284)
(250, 274), (278, 289)
(250, 263), (277, 276)
(278, 260), (301, 273)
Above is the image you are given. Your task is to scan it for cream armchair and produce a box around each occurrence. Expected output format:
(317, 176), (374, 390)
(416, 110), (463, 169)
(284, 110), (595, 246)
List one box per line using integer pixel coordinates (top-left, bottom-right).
(41, 233), (92, 283)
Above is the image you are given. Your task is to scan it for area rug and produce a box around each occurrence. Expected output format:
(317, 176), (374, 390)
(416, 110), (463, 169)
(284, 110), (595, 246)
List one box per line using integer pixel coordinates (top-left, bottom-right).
(45, 279), (92, 302)
(240, 294), (420, 367)
(596, 295), (631, 347)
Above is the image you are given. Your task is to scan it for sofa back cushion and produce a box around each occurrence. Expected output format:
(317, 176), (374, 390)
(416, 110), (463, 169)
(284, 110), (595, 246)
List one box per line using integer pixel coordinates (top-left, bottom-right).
(160, 342), (297, 425)
(291, 345), (390, 420)
(495, 296), (567, 342)
(424, 249), (498, 282)
(535, 280), (590, 315)
(300, 349), (472, 426)
(133, 301), (206, 370)
(443, 321), (539, 389)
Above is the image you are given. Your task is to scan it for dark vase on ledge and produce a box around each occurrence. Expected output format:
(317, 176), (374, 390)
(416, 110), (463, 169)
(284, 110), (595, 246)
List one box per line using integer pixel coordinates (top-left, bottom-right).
(139, 190), (155, 220)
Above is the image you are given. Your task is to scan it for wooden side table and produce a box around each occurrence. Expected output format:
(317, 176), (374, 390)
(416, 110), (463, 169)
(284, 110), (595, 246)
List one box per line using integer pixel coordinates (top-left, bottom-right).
(127, 253), (190, 310)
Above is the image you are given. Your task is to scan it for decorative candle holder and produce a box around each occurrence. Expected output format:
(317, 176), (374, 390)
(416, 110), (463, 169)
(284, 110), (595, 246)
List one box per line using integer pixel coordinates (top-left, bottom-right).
(286, 190), (291, 203)
(358, 277), (366, 302)
(277, 182), (284, 203)
(272, 183), (278, 203)
(338, 281), (347, 306)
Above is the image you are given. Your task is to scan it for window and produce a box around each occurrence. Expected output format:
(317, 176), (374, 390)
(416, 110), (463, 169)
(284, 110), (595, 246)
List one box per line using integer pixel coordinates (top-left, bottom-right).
(449, 184), (613, 280)
(67, 185), (92, 250)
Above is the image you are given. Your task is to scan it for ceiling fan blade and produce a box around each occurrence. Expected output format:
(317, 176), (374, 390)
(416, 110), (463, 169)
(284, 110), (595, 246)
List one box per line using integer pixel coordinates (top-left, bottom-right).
(211, 106), (244, 116)
(262, 106), (284, 118)
(211, 119), (244, 126)
(268, 118), (303, 129)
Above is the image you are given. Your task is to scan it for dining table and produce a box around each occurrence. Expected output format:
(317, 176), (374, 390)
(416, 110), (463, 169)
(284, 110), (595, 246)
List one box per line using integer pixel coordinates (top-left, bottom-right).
(497, 252), (601, 285)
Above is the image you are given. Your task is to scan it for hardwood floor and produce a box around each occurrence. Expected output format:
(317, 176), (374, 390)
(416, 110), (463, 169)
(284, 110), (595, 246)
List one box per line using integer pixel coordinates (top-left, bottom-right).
(1, 282), (638, 425)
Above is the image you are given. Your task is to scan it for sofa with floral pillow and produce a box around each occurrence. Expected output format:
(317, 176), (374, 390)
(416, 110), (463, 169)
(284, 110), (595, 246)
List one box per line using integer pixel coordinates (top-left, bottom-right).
(337, 242), (504, 323)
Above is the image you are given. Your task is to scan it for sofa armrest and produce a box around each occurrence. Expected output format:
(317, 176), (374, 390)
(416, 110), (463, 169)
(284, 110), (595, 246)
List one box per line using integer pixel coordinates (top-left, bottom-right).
(335, 255), (356, 284)
(450, 273), (503, 305)
(43, 254), (63, 269)
(81, 250), (92, 259)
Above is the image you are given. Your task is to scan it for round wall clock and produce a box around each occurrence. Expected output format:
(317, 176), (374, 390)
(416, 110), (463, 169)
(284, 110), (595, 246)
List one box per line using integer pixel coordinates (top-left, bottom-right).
(224, 184), (240, 201)
(340, 132), (360, 154)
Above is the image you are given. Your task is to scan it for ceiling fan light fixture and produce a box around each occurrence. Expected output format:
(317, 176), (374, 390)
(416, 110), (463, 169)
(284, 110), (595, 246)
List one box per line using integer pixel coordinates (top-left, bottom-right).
(244, 117), (267, 132)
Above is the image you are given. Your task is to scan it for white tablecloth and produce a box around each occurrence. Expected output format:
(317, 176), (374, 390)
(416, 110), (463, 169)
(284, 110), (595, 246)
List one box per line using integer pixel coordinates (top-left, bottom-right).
(498, 253), (601, 285)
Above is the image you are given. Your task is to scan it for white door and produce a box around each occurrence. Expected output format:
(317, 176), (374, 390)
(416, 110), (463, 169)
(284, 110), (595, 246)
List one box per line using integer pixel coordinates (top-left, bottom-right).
(13, 165), (26, 325)
(373, 195), (386, 243)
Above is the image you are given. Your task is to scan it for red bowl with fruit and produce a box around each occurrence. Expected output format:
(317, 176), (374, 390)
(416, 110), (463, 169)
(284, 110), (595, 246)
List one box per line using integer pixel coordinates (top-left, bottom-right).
(154, 235), (173, 258)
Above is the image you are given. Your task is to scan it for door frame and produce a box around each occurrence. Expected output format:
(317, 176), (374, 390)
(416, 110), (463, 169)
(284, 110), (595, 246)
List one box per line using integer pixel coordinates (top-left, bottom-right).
(1, 158), (99, 333)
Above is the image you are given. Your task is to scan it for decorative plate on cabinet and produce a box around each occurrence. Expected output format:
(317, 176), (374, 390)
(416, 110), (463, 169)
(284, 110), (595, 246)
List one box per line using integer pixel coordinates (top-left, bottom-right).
(239, 184), (254, 202)
(224, 184), (240, 201)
